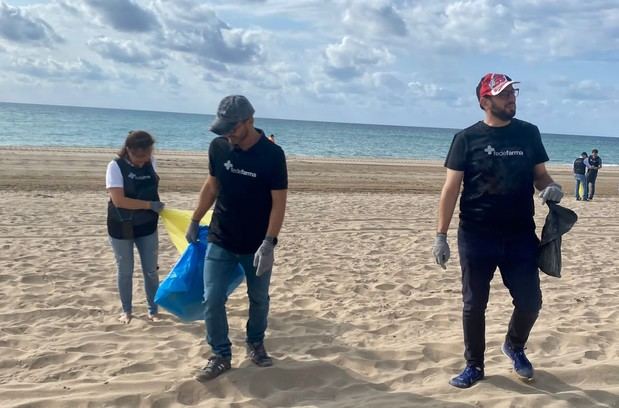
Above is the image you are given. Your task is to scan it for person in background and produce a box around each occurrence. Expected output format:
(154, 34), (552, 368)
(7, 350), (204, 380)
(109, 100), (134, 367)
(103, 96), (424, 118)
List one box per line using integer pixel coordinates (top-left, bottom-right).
(573, 152), (589, 201)
(586, 149), (602, 200)
(433, 73), (563, 388)
(106, 130), (165, 324)
(267, 133), (276, 143)
(186, 95), (288, 381)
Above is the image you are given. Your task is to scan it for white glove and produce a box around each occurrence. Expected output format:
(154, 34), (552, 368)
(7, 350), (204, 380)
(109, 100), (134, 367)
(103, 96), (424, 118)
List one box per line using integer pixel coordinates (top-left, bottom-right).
(150, 201), (165, 214)
(432, 233), (450, 270)
(539, 182), (563, 204)
(185, 220), (199, 243)
(253, 239), (275, 277)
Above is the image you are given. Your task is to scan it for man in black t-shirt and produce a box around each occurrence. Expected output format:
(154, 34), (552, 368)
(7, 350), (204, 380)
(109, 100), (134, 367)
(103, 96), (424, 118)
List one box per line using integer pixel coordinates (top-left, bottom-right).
(185, 95), (288, 381)
(586, 149), (602, 200)
(432, 73), (564, 388)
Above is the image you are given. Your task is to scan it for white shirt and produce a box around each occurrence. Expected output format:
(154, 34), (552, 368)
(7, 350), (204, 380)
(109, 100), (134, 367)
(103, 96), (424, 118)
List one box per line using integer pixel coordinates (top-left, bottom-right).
(106, 157), (158, 189)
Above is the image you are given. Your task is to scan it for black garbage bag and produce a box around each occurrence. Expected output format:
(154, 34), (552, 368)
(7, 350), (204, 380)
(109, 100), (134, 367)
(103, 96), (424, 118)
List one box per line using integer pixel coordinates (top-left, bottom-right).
(537, 201), (578, 278)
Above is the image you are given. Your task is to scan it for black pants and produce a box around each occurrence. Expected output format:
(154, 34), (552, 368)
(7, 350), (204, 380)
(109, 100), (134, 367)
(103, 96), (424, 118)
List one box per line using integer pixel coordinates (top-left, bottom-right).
(457, 227), (542, 368)
(587, 171), (598, 199)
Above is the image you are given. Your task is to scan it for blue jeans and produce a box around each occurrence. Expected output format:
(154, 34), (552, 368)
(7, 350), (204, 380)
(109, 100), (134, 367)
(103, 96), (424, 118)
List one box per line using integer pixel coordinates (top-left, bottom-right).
(457, 227), (542, 368)
(203, 243), (271, 359)
(109, 231), (159, 315)
(574, 173), (588, 199)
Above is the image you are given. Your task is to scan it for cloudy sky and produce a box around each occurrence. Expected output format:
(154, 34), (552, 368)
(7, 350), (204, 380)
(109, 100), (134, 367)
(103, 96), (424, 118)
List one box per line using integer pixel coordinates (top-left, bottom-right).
(1, 0), (617, 136)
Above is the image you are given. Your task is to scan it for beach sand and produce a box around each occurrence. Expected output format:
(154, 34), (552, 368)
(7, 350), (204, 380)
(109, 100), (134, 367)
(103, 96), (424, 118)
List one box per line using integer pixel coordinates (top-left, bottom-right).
(0, 147), (618, 407)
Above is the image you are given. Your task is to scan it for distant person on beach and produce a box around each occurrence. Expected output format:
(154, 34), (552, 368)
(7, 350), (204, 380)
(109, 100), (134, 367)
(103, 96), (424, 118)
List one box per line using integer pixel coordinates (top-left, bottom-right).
(432, 73), (563, 388)
(267, 133), (276, 143)
(106, 130), (165, 324)
(185, 95), (288, 381)
(573, 152), (589, 201)
(586, 149), (602, 200)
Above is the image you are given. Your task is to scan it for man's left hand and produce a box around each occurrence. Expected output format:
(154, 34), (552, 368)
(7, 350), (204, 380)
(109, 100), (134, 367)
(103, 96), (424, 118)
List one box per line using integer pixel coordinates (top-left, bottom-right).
(539, 182), (563, 204)
(253, 240), (275, 277)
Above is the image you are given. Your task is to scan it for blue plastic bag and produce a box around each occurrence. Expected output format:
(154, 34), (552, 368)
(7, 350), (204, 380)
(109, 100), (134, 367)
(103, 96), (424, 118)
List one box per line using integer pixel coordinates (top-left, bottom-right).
(155, 226), (244, 321)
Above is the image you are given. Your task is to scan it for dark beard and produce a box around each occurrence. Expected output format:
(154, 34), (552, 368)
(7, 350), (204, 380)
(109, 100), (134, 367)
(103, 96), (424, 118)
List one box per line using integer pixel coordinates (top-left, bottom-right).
(491, 105), (516, 121)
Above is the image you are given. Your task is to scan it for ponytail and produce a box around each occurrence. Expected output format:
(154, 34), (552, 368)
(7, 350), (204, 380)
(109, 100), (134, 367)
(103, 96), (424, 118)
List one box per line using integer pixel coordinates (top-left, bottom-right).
(118, 130), (155, 158)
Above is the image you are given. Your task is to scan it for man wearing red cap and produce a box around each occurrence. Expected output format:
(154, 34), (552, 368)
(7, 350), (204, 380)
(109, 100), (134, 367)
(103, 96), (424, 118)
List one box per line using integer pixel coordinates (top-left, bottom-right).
(432, 73), (564, 388)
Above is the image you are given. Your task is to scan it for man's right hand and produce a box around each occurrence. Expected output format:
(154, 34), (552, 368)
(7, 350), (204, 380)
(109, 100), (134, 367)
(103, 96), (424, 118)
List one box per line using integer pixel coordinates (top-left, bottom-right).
(185, 220), (200, 243)
(539, 182), (563, 204)
(432, 233), (450, 269)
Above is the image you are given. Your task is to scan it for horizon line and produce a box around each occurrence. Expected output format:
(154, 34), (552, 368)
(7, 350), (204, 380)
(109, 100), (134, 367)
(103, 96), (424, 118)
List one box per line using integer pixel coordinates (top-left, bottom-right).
(0, 100), (613, 139)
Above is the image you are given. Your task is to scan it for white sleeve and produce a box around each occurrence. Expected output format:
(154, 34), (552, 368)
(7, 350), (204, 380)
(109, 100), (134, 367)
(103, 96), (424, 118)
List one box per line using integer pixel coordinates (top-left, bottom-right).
(151, 156), (158, 173)
(106, 160), (124, 189)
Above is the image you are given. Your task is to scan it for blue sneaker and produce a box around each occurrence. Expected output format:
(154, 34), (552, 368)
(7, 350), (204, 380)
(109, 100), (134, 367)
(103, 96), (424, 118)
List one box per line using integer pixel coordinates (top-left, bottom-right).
(449, 365), (484, 388)
(502, 342), (534, 379)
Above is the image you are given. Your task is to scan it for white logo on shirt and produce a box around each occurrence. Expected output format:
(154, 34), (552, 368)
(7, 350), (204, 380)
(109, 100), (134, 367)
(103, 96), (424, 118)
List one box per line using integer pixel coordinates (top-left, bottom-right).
(127, 172), (151, 180)
(484, 145), (523, 157)
(223, 160), (257, 178)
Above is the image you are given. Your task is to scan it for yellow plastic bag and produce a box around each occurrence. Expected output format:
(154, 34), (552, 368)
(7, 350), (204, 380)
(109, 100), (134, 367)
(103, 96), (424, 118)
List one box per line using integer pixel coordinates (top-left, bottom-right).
(160, 208), (212, 254)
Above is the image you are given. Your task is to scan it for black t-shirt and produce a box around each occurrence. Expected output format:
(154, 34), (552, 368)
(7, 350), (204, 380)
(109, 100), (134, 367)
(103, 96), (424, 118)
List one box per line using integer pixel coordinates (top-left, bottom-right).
(445, 119), (549, 233)
(587, 155), (602, 174)
(208, 130), (288, 254)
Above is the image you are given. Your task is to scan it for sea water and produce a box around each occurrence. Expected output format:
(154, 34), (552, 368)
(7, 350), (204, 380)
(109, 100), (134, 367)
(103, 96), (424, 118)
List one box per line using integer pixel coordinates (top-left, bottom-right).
(1, 102), (616, 165)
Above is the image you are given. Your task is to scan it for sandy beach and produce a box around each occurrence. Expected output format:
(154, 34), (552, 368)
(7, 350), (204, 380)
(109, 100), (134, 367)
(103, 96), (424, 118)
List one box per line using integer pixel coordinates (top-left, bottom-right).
(1, 147), (618, 408)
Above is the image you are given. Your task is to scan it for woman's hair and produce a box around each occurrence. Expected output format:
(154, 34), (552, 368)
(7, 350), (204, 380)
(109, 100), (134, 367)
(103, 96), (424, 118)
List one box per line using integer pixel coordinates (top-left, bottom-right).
(118, 130), (155, 158)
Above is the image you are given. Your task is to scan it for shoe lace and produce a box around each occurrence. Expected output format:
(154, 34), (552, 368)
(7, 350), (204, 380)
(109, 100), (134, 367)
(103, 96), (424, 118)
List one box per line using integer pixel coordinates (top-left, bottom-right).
(206, 356), (226, 371)
(510, 347), (531, 365)
(463, 365), (481, 378)
(251, 343), (267, 356)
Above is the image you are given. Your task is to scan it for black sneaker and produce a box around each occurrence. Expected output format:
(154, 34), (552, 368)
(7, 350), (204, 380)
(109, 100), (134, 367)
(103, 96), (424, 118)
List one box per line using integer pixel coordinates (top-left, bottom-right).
(195, 355), (231, 382)
(247, 342), (273, 367)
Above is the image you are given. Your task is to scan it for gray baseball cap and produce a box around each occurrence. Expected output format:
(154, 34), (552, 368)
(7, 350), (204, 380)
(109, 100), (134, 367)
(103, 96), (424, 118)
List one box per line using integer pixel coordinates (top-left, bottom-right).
(209, 95), (255, 135)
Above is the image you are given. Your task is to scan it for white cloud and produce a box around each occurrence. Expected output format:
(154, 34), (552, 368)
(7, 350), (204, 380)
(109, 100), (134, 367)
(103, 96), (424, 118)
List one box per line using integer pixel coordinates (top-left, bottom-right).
(371, 72), (406, 91)
(165, 26), (264, 65)
(407, 81), (443, 98)
(153, 0), (225, 25)
(324, 36), (394, 80)
(87, 36), (166, 67)
(565, 80), (618, 101)
(9, 56), (107, 82)
(117, 70), (182, 89)
(83, 0), (160, 32)
(153, 2), (264, 66)
(343, 1), (408, 37)
(0, 1), (62, 45)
